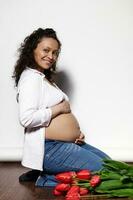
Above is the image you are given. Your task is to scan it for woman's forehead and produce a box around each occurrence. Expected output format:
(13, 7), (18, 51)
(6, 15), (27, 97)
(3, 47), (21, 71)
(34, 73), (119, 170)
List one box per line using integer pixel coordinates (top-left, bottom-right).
(38, 37), (59, 50)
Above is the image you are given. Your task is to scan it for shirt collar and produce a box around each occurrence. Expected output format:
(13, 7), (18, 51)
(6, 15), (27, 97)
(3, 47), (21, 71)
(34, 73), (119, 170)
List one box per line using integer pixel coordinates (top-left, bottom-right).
(26, 67), (45, 77)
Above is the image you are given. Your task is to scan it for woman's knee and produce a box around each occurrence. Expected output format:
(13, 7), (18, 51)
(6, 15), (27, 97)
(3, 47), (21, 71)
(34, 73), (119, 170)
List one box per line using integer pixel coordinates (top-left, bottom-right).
(81, 143), (111, 160)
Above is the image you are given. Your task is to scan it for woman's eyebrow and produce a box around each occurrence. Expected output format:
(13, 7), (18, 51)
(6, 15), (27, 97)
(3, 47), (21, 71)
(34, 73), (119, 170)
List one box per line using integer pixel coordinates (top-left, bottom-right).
(44, 46), (59, 51)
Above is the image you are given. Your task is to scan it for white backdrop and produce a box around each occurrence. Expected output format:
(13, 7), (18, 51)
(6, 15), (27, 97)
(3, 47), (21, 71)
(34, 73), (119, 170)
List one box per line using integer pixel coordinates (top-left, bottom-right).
(0, 0), (133, 161)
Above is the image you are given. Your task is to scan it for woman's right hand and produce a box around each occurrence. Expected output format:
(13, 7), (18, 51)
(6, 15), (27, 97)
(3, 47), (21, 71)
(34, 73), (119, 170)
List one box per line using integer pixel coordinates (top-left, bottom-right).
(50, 100), (71, 119)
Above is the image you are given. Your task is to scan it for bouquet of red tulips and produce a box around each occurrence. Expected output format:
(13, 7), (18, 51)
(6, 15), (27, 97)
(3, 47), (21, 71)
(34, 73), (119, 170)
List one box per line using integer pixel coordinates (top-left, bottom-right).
(53, 169), (101, 199)
(53, 159), (133, 199)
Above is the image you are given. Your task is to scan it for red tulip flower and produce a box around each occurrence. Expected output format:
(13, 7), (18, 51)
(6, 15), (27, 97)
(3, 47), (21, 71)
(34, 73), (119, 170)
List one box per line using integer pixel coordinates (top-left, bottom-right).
(53, 189), (62, 196)
(67, 185), (80, 195)
(90, 175), (101, 187)
(79, 187), (89, 195)
(65, 193), (80, 200)
(55, 171), (76, 183)
(66, 186), (80, 200)
(55, 183), (71, 192)
(76, 169), (91, 180)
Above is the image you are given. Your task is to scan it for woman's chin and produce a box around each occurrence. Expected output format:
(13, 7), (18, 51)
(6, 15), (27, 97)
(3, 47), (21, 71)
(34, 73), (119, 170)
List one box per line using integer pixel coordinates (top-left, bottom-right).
(37, 65), (51, 71)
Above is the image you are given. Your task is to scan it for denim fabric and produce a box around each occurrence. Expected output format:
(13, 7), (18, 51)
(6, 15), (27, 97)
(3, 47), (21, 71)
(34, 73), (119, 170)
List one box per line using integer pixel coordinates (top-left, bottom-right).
(35, 174), (59, 187)
(36, 140), (110, 187)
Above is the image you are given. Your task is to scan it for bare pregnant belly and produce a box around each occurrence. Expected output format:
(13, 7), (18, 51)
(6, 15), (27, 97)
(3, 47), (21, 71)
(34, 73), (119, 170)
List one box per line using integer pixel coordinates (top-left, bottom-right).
(45, 113), (81, 142)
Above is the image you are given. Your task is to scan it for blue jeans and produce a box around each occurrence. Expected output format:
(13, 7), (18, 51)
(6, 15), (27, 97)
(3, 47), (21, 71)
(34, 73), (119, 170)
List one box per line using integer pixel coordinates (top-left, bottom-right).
(35, 139), (111, 187)
(44, 139), (110, 172)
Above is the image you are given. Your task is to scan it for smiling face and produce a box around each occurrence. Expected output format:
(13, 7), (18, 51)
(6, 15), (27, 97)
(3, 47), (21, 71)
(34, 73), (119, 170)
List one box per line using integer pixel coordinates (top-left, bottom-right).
(33, 37), (60, 73)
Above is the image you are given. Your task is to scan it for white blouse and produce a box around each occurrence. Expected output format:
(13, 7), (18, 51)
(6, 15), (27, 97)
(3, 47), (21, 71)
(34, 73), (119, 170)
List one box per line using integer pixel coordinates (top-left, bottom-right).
(17, 67), (69, 170)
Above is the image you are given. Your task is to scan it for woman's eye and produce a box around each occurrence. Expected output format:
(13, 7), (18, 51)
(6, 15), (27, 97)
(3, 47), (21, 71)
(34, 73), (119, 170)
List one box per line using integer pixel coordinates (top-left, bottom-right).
(53, 51), (59, 57)
(43, 49), (49, 53)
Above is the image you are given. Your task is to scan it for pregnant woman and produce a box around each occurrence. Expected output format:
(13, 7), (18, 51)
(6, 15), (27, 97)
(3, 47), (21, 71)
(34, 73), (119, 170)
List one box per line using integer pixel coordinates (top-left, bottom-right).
(12, 28), (110, 186)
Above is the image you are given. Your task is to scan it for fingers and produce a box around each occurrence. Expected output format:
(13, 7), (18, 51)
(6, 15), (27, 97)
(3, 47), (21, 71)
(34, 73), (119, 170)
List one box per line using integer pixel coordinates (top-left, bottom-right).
(74, 132), (85, 144)
(59, 100), (71, 114)
(75, 138), (85, 144)
(79, 132), (85, 139)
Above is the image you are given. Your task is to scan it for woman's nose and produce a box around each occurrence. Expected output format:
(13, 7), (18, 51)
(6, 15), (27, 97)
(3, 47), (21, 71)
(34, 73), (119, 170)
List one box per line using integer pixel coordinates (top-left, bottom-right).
(47, 52), (53, 59)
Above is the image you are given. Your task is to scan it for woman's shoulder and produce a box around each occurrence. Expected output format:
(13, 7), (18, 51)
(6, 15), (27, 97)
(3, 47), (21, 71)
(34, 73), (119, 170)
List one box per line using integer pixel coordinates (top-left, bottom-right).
(18, 67), (43, 88)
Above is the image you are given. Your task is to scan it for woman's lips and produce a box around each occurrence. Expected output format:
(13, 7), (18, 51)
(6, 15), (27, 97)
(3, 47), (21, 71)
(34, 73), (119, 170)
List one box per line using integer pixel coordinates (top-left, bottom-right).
(42, 61), (52, 65)
(42, 59), (53, 64)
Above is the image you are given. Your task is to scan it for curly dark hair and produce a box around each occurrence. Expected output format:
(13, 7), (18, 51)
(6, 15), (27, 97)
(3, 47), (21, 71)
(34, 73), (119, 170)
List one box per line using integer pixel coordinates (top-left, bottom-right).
(12, 28), (61, 87)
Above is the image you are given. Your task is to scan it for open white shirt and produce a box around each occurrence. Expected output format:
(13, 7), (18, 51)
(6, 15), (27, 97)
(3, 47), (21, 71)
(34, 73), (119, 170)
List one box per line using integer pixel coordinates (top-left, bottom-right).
(17, 67), (69, 170)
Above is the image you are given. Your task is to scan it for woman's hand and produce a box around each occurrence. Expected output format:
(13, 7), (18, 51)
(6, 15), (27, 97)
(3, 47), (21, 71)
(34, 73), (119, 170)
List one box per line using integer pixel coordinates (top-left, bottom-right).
(59, 100), (71, 114)
(51, 100), (71, 119)
(75, 132), (85, 144)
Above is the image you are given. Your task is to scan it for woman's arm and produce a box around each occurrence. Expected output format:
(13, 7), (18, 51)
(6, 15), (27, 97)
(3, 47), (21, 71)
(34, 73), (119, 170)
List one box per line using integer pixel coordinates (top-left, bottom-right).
(18, 74), (52, 128)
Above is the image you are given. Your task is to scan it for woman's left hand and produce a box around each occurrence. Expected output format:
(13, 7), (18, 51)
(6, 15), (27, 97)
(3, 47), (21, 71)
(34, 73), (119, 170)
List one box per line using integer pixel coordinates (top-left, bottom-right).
(75, 132), (85, 144)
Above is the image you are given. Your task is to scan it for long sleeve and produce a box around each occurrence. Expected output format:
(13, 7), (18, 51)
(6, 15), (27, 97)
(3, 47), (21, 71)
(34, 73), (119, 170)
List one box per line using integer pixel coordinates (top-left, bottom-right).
(18, 73), (52, 129)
